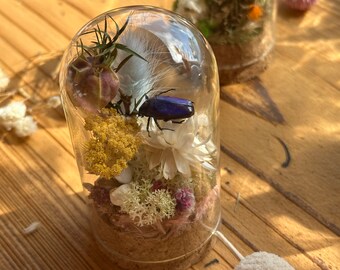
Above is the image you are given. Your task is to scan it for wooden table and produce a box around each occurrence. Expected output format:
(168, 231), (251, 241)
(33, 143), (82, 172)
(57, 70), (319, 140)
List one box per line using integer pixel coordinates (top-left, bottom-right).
(0, 0), (339, 269)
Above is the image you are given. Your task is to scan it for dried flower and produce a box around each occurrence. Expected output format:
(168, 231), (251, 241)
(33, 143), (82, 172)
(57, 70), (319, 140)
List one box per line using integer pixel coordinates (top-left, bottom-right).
(247, 5), (263, 21)
(89, 185), (111, 205)
(66, 16), (145, 113)
(151, 180), (167, 191)
(175, 188), (195, 211)
(84, 108), (141, 178)
(0, 101), (37, 137)
(13, 116), (38, 137)
(23, 221), (41, 235)
(282, 0), (317, 11)
(0, 101), (27, 130)
(143, 114), (216, 179)
(67, 59), (120, 112)
(0, 68), (10, 91)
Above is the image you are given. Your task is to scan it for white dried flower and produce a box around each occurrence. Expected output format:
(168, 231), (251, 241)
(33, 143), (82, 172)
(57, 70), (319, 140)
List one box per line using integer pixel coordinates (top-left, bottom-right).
(0, 101), (27, 130)
(235, 252), (295, 270)
(0, 68), (10, 91)
(23, 221), (41, 235)
(13, 116), (38, 137)
(46, 95), (62, 108)
(143, 113), (216, 179)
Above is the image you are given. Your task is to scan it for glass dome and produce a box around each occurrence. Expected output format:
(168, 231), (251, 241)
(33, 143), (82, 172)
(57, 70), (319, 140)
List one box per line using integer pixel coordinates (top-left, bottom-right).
(59, 6), (220, 270)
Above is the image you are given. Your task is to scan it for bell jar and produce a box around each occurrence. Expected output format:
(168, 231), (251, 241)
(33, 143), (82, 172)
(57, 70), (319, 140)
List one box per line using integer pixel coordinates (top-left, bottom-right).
(59, 6), (220, 270)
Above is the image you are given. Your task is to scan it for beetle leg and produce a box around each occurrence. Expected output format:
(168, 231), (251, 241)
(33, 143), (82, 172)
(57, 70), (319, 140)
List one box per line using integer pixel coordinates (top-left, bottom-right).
(146, 117), (151, 136)
(171, 119), (185, 124)
(154, 119), (174, 132)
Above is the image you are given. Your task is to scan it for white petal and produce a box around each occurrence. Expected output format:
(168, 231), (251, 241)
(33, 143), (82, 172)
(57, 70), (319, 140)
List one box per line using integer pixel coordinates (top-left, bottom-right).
(173, 150), (191, 176)
(178, 133), (194, 149)
(162, 149), (177, 179)
(148, 151), (162, 169)
(110, 184), (131, 206)
(115, 167), (133, 184)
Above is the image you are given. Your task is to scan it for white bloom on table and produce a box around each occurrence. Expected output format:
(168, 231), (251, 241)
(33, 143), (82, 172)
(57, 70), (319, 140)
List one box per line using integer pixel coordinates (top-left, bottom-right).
(0, 68), (10, 91)
(143, 113), (216, 179)
(13, 116), (38, 137)
(0, 101), (27, 130)
(46, 95), (62, 108)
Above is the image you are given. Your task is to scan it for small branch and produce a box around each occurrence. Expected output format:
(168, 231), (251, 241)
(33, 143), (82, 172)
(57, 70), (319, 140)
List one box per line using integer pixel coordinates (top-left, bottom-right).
(274, 136), (291, 168)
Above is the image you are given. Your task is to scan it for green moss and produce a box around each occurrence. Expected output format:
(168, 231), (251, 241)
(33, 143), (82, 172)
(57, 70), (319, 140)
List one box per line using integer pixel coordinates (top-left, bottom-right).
(84, 108), (141, 178)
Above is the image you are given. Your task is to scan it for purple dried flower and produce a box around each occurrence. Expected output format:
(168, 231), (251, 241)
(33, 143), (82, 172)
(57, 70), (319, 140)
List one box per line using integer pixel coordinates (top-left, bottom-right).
(89, 186), (111, 205)
(175, 188), (195, 211)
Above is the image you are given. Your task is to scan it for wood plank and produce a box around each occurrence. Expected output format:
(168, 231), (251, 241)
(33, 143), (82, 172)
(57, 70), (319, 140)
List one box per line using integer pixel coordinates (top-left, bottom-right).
(0, 143), (112, 269)
(64, 0), (174, 19)
(19, 0), (89, 39)
(220, 50), (340, 231)
(0, 0), (68, 49)
(219, 192), (320, 269)
(220, 151), (340, 269)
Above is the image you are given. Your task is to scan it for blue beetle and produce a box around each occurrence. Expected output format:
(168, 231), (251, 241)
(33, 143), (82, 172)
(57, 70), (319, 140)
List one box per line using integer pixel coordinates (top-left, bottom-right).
(138, 92), (195, 133)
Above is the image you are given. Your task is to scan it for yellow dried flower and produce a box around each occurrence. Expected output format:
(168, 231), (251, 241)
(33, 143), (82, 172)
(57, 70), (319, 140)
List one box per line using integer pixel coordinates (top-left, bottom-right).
(84, 108), (141, 178)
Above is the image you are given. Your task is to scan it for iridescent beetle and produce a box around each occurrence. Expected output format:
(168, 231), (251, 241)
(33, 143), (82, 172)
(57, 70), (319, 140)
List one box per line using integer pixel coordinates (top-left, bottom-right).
(138, 90), (195, 133)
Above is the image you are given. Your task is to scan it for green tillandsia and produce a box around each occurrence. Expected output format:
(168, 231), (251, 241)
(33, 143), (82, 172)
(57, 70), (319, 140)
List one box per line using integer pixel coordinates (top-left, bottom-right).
(66, 15), (146, 113)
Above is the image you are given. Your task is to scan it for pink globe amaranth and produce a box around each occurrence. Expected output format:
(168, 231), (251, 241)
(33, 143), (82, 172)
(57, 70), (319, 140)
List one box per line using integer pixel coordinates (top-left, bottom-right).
(175, 188), (195, 211)
(283, 0), (317, 11)
(66, 57), (120, 113)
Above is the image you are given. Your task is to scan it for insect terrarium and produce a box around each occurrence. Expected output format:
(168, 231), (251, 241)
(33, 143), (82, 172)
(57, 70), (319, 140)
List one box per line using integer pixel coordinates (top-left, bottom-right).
(174, 0), (276, 84)
(59, 6), (220, 270)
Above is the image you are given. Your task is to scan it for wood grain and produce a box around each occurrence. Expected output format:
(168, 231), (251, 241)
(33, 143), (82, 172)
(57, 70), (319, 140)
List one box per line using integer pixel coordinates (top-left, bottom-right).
(0, 0), (339, 269)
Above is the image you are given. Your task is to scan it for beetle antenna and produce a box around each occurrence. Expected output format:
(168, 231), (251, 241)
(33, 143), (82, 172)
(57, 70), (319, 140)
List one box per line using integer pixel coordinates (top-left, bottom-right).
(157, 88), (176, 96)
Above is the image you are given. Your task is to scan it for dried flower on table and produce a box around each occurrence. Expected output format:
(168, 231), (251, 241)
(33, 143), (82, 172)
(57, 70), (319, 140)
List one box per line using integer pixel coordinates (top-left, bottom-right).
(23, 221), (41, 235)
(0, 101), (37, 137)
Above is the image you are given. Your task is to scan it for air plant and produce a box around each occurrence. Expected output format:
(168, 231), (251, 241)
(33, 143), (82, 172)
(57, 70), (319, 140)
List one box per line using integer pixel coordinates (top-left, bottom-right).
(66, 15), (146, 112)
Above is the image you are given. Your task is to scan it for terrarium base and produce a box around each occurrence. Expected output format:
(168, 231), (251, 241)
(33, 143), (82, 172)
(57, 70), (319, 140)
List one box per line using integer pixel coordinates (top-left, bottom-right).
(90, 204), (219, 270)
(216, 51), (272, 85)
(211, 26), (274, 85)
(104, 238), (215, 270)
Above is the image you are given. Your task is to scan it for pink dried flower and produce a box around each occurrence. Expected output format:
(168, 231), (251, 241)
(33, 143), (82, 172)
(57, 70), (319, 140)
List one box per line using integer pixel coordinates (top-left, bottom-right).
(282, 0), (317, 11)
(175, 188), (195, 211)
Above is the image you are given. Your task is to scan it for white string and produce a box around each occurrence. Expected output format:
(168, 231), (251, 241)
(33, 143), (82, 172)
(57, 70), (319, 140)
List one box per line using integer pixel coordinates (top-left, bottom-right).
(215, 230), (244, 260)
